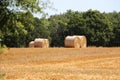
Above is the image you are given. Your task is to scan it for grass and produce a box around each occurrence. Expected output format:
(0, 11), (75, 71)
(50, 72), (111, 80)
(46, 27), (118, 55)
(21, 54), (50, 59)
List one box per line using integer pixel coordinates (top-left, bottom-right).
(0, 48), (7, 54)
(0, 74), (6, 80)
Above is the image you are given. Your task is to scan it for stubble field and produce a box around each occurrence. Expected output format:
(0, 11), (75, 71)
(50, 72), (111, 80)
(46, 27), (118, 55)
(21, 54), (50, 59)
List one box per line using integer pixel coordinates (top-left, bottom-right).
(0, 47), (120, 80)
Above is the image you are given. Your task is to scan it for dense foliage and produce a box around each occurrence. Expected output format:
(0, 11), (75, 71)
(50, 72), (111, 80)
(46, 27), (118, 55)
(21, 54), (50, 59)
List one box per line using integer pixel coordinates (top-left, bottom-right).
(0, 0), (120, 47)
(48, 10), (120, 47)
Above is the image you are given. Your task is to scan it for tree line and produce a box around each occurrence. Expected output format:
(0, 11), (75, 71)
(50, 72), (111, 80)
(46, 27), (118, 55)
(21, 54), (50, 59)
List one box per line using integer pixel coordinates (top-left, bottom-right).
(48, 10), (120, 47)
(0, 0), (120, 47)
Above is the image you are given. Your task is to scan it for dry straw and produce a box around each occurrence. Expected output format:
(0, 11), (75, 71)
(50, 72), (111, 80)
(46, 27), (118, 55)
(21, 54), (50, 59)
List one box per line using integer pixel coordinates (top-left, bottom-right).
(64, 36), (80, 48)
(34, 38), (45, 48)
(44, 39), (49, 48)
(34, 38), (49, 48)
(74, 35), (87, 48)
(29, 41), (34, 48)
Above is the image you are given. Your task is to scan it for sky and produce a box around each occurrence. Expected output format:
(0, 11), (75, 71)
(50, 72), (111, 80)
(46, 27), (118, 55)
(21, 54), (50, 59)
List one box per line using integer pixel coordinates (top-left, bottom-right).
(44, 0), (120, 16)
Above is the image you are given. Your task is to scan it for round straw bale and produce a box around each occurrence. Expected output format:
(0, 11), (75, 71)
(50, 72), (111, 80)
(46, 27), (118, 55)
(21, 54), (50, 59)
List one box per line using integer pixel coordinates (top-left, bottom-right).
(29, 41), (34, 48)
(64, 36), (80, 48)
(44, 39), (49, 48)
(74, 35), (87, 48)
(34, 38), (46, 48)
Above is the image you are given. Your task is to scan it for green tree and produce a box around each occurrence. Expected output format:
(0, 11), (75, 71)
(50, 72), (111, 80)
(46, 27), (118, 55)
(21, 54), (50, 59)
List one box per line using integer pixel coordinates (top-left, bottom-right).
(3, 12), (28, 47)
(48, 14), (68, 47)
(17, 11), (34, 47)
(33, 17), (50, 39)
(83, 10), (113, 46)
(0, 0), (51, 47)
(66, 10), (86, 35)
(107, 12), (120, 46)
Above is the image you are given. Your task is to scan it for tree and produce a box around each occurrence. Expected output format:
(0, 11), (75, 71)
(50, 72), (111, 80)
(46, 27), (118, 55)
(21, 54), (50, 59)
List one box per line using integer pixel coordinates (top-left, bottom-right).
(107, 12), (120, 46)
(48, 14), (68, 47)
(33, 17), (50, 39)
(3, 12), (29, 47)
(17, 11), (34, 47)
(48, 10), (115, 47)
(83, 10), (113, 46)
(0, 0), (51, 47)
(66, 10), (86, 35)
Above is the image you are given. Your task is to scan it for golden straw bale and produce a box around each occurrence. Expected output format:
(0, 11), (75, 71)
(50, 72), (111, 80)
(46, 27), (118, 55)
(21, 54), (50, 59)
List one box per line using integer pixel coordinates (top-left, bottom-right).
(64, 36), (80, 48)
(44, 39), (49, 48)
(29, 41), (34, 48)
(34, 38), (46, 48)
(74, 35), (87, 48)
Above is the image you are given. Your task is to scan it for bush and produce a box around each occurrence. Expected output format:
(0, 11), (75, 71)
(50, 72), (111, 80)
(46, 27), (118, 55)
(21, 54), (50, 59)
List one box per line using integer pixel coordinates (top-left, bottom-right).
(2, 45), (7, 48)
(0, 74), (6, 79)
(0, 45), (7, 54)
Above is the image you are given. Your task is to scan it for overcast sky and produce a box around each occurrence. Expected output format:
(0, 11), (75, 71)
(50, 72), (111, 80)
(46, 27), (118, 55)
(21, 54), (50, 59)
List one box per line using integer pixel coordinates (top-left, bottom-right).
(45, 0), (120, 16)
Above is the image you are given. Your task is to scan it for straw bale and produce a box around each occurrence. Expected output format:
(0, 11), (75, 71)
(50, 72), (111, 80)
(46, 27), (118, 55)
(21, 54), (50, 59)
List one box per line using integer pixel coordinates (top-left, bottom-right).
(44, 39), (49, 48)
(74, 35), (87, 48)
(34, 38), (46, 48)
(64, 36), (80, 48)
(29, 41), (34, 48)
